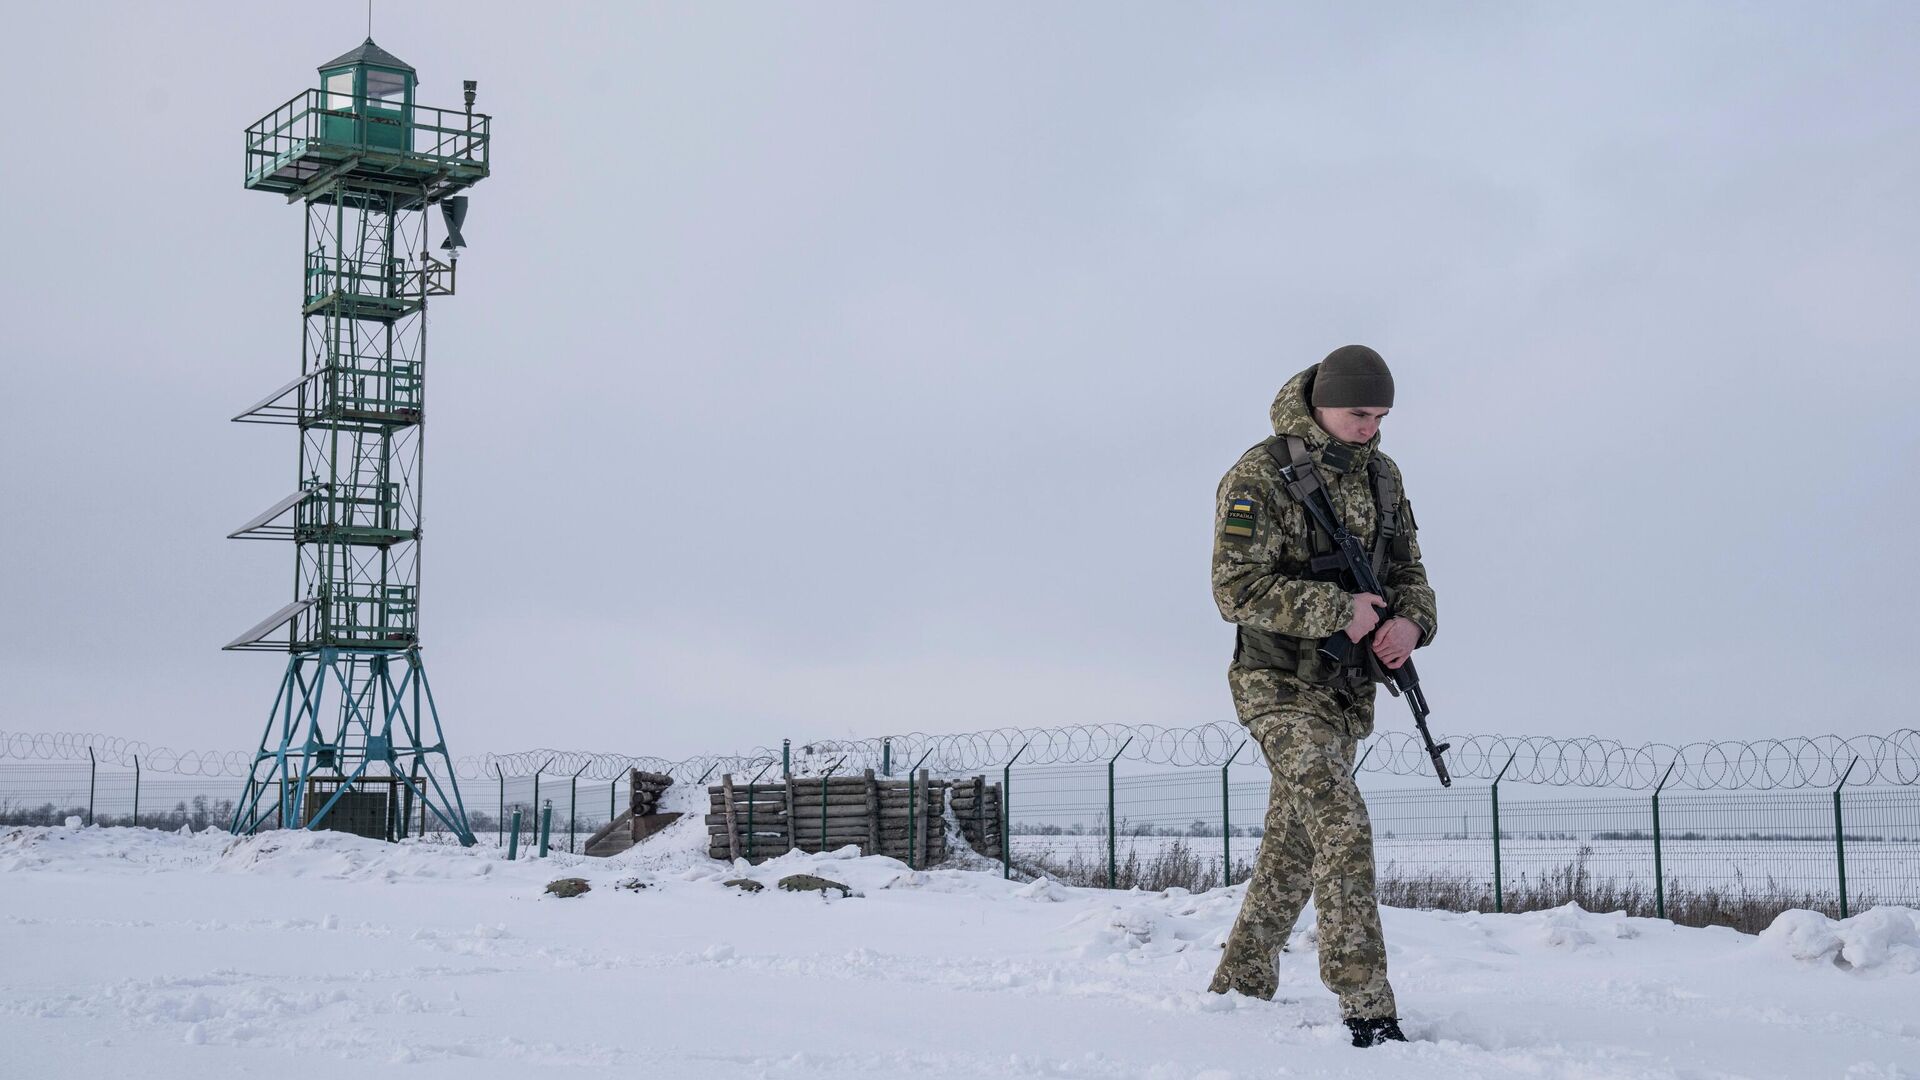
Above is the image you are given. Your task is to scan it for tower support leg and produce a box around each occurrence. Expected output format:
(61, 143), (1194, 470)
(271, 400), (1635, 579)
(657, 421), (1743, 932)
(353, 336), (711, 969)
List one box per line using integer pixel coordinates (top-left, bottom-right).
(231, 648), (474, 845)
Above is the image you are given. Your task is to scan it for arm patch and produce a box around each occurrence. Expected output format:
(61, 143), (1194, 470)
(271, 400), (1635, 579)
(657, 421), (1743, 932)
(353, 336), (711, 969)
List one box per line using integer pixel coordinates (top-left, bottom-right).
(1223, 497), (1257, 538)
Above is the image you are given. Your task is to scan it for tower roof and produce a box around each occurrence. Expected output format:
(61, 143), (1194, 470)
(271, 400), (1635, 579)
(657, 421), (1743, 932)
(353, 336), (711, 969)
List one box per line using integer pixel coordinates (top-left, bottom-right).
(319, 38), (415, 73)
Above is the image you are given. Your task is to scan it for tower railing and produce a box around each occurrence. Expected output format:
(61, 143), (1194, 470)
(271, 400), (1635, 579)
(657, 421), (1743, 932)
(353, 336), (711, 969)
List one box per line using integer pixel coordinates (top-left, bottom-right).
(244, 89), (490, 191)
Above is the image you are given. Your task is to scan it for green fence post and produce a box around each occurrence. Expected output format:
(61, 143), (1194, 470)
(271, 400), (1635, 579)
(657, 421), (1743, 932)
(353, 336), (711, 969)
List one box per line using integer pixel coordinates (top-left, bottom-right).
(820, 757), (845, 857)
(1492, 753), (1516, 913)
(782, 739), (791, 779)
(507, 809), (522, 860)
(882, 739), (893, 777)
(610, 770), (618, 826)
(1652, 760), (1678, 920)
(569, 763), (589, 854)
(132, 755), (141, 829)
(1834, 756), (1860, 919)
(745, 761), (774, 860)
(495, 764), (505, 847)
(1002, 741), (1030, 880)
(531, 757), (552, 839)
(905, 749), (934, 869)
(539, 801), (553, 858)
(87, 747), (96, 827)
(1222, 741), (1247, 886)
(1106, 737), (1135, 889)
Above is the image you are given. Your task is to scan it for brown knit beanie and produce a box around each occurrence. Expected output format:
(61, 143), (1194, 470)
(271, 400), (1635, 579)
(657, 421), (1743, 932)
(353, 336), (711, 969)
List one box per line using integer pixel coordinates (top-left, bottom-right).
(1310, 345), (1395, 408)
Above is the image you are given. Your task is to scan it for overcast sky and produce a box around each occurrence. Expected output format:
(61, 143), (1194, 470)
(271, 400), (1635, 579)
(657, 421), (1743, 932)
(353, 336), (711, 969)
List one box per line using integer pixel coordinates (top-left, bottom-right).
(1, 3), (1915, 762)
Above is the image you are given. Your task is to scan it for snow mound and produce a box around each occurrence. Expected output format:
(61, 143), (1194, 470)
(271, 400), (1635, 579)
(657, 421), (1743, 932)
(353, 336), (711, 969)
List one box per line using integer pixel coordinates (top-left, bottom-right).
(1760, 907), (1920, 974)
(213, 829), (512, 880)
(0, 822), (230, 873)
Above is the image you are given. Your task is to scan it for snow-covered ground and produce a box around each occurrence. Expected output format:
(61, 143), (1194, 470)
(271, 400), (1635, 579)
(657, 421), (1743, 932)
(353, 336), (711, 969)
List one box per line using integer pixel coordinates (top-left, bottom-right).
(3, 782), (1917, 1079)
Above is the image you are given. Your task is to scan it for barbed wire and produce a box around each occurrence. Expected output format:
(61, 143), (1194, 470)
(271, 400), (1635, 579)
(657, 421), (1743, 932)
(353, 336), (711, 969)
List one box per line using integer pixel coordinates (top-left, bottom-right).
(5, 726), (1916, 791)
(454, 749), (776, 783)
(768, 726), (1920, 790)
(0, 732), (250, 777)
(0, 731), (778, 785)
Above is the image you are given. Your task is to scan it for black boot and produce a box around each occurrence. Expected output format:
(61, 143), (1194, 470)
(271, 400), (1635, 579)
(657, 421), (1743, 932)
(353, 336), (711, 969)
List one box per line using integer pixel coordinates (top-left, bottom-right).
(1344, 1017), (1407, 1047)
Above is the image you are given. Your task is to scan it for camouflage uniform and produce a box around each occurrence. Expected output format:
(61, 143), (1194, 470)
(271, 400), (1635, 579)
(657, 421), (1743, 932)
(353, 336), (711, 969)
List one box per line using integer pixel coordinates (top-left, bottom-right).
(1205, 366), (1437, 1021)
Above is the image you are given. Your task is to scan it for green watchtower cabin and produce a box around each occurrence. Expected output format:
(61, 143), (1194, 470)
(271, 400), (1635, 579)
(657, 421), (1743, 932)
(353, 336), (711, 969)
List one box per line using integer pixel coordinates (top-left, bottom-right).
(226, 39), (491, 844)
(319, 40), (414, 151)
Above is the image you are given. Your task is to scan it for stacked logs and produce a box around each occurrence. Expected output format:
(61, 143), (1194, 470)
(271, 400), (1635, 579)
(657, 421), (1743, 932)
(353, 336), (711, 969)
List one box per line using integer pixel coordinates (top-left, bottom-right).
(947, 774), (1004, 860)
(629, 769), (675, 816)
(707, 772), (790, 859)
(629, 769), (675, 843)
(706, 768), (950, 865)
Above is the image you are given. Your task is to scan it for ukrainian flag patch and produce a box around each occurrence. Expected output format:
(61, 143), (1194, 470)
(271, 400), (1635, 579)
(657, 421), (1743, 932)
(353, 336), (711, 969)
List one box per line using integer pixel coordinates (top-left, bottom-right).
(1223, 497), (1257, 538)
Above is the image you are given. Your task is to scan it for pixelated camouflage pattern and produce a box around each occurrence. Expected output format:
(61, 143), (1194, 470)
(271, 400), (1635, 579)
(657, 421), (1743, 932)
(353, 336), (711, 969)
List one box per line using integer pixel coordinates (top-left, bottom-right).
(1207, 708), (1397, 1020)
(1212, 365), (1438, 737)
(1205, 365), (1429, 1021)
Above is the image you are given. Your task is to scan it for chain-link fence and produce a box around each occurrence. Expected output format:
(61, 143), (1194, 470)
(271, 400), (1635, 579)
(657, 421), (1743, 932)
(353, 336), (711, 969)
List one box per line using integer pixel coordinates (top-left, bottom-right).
(1001, 762), (1920, 932)
(0, 761), (625, 855)
(5, 729), (1916, 932)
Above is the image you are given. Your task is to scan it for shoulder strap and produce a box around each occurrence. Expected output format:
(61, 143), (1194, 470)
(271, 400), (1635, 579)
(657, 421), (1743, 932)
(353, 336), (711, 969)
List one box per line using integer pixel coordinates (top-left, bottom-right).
(1262, 435), (1323, 505)
(1264, 436), (1341, 559)
(1367, 457), (1400, 576)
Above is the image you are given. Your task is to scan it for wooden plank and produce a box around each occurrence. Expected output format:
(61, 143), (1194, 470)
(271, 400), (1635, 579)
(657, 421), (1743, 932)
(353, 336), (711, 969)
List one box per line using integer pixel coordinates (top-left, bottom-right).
(711, 793), (785, 804)
(864, 768), (880, 855)
(916, 769), (928, 868)
(793, 829), (912, 842)
(975, 775), (987, 853)
(787, 795), (898, 808)
(628, 769), (643, 841)
(791, 824), (910, 838)
(786, 804), (884, 819)
(704, 812), (793, 827)
(714, 795), (787, 810)
(720, 773), (741, 861)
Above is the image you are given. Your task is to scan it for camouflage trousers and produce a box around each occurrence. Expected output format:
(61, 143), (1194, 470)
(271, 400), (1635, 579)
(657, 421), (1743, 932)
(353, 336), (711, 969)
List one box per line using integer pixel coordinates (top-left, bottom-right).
(1207, 707), (1396, 1020)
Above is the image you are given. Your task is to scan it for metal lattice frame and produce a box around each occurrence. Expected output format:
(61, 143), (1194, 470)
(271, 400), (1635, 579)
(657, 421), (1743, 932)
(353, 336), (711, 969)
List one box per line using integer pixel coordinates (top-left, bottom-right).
(228, 75), (488, 844)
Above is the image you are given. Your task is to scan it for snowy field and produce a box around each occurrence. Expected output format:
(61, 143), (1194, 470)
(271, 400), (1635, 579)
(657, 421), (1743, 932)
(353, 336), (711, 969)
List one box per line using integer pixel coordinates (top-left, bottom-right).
(3, 782), (1918, 1080)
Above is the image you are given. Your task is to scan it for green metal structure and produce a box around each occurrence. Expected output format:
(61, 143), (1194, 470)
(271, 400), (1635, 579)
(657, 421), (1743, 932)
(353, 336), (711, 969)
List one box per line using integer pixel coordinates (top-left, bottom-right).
(225, 40), (491, 845)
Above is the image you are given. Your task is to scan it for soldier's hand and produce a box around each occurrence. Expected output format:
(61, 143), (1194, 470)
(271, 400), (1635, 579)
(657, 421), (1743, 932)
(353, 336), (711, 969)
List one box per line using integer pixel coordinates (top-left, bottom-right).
(1371, 617), (1421, 669)
(1343, 593), (1386, 642)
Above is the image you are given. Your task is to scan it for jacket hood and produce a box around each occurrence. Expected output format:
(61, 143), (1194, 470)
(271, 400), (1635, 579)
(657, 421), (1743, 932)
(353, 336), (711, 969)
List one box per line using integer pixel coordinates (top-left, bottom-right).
(1269, 366), (1322, 440)
(1269, 364), (1379, 467)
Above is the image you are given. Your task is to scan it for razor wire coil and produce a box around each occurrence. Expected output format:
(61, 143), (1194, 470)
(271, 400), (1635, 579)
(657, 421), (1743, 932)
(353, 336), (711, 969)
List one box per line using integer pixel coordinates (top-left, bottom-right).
(6, 726), (1916, 790)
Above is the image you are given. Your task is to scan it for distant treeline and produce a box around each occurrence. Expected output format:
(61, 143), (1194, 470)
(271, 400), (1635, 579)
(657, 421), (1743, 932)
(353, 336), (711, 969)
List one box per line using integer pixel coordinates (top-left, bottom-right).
(1590, 829), (1905, 843)
(1011, 819), (1268, 839)
(1007, 820), (1915, 843)
(0, 796), (235, 831)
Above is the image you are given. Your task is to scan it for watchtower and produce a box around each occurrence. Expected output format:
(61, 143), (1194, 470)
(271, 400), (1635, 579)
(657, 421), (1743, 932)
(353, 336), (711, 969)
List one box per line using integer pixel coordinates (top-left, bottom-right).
(225, 40), (490, 844)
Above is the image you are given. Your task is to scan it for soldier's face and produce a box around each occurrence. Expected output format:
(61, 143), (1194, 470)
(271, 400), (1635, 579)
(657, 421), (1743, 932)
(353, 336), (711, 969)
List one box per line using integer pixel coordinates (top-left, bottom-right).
(1314, 406), (1389, 445)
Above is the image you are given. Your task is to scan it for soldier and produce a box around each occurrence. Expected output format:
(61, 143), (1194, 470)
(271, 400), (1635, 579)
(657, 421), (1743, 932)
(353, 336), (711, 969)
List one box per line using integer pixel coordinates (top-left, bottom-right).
(1204, 344), (1437, 1048)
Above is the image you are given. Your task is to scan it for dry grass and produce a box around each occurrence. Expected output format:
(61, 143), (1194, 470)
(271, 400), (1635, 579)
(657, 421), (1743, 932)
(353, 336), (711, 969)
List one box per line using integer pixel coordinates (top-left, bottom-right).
(1014, 840), (1854, 934)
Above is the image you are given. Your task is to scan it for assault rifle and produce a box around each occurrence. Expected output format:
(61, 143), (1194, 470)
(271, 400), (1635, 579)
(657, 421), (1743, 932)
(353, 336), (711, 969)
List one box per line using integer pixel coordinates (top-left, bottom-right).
(1277, 462), (1453, 787)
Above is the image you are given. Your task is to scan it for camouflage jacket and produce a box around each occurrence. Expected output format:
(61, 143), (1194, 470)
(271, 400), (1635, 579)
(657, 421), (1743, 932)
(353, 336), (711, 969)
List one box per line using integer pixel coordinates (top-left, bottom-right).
(1213, 366), (1438, 737)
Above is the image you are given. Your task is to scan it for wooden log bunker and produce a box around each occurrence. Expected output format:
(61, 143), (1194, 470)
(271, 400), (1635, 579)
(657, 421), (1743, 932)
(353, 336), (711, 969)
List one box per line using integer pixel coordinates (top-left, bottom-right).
(707, 771), (1004, 865)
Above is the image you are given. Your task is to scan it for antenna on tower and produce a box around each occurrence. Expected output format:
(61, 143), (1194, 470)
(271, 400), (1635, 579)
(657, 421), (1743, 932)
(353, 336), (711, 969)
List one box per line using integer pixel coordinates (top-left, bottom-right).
(367, 0), (374, 38)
